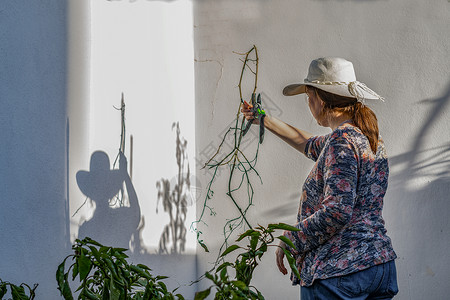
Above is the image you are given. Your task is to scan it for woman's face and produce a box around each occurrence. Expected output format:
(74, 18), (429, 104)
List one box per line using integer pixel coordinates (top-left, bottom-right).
(306, 88), (323, 123)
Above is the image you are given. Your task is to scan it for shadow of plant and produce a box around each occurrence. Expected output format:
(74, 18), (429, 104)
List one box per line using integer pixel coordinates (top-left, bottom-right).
(156, 122), (190, 254)
(385, 82), (450, 299)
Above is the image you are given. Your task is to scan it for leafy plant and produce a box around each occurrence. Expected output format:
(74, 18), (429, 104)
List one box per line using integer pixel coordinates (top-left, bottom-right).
(0, 279), (38, 300)
(194, 223), (301, 300)
(56, 237), (183, 300)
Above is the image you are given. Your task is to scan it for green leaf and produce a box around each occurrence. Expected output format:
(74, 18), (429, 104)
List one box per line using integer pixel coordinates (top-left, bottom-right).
(175, 293), (185, 300)
(250, 235), (258, 250)
(82, 288), (99, 300)
(199, 241), (209, 253)
(277, 236), (296, 250)
(103, 258), (119, 279)
(194, 287), (211, 300)
(114, 251), (129, 260)
(204, 272), (214, 281)
(221, 245), (241, 257)
(99, 246), (109, 253)
(231, 280), (247, 290)
(71, 262), (79, 281)
(129, 265), (151, 280)
(83, 238), (103, 247)
(158, 281), (168, 292)
(236, 229), (256, 242)
(219, 266), (228, 282)
(112, 247), (128, 253)
(268, 223), (301, 232)
(101, 285), (109, 300)
(258, 243), (267, 256)
(0, 284), (7, 299)
(282, 248), (301, 279)
(62, 275), (74, 300)
(56, 261), (65, 287)
(109, 279), (120, 300)
(10, 284), (27, 300)
(136, 264), (151, 271)
(88, 246), (101, 262)
(216, 262), (232, 273)
(56, 260), (74, 300)
(79, 250), (92, 281)
(142, 282), (153, 299)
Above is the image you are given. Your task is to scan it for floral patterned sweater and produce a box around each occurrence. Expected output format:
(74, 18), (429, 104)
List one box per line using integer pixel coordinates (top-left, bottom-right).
(284, 123), (397, 287)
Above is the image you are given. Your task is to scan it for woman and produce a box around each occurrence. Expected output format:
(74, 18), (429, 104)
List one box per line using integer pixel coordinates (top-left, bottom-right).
(241, 57), (398, 299)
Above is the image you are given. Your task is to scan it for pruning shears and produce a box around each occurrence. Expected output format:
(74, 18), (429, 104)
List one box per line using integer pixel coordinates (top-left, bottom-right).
(241, 93), (266, 144)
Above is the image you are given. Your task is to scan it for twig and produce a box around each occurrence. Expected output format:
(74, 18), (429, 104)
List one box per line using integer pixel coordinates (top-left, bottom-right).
(192, 45), (262, 262)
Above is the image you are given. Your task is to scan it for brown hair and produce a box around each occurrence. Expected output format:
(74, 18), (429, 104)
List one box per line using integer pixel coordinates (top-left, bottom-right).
(308, 86), (379, 153)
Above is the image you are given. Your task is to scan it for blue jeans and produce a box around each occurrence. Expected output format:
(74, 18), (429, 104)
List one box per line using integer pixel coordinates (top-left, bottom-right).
(301, 260), (398, 300)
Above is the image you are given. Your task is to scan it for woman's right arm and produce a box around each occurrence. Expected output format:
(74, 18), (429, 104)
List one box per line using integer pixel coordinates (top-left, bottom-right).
(264, 115), (313, 154)
(241, 102), (312, 154)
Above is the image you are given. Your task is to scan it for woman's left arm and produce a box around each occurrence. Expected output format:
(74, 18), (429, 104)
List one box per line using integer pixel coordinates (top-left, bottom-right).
(285, 134), (358, 254)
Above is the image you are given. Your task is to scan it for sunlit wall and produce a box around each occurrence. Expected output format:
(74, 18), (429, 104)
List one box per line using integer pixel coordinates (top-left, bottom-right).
(69, 0), (196, 255)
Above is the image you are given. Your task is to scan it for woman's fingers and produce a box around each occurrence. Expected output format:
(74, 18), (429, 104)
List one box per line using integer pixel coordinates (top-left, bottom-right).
(275, 247), (288, 275)
(243, 100), (253, 109)
(240, 104), (257, 121)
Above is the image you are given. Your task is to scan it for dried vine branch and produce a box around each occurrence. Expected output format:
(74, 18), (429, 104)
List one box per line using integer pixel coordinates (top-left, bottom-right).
(191, 45), (262, 255)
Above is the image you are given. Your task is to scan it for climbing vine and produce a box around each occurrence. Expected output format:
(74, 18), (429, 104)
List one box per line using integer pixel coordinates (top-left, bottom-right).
(191, 45), (262, 256)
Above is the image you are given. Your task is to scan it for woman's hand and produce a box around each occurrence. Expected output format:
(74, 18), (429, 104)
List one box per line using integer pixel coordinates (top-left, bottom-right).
(240, 100), (260, 125)
(276, 241), (288, 275)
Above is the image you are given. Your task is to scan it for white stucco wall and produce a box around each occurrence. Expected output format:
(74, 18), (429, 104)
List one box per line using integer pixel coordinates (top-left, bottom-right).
(0, 1), (69, 298)
(1, 0), (199, 298)
(193, 1), (450, 299)
(1, 0), (449, 299)
(68, 0), (198, 297)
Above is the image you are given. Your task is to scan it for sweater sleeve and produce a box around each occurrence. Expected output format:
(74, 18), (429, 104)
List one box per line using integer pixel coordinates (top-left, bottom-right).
(286, 133), (358, 254)
(303, 133), (330, 161)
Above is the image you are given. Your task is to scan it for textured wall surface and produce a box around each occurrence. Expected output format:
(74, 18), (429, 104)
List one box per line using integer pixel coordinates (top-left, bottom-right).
(68, 1), (198, 297)
(0, 1), (70, 298)
(1, 0), (198, 298)
(193, 1), (450, 299)
(1, 0), (449, 299)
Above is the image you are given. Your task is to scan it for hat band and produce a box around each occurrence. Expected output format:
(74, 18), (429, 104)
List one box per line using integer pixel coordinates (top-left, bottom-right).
(304, 79), (384, 103)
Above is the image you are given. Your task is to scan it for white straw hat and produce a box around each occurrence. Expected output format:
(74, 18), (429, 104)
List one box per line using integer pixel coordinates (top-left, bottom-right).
(283, 57), (384, 102)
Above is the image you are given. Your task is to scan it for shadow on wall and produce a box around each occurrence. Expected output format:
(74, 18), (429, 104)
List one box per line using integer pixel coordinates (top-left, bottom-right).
(73, 123), (198, 296)
(76, 151), (141, 249)
(75, 125), (192, 255)
(389, 82), (450, 185)
(156, 122), (191, 254)
(386, 82), (450, 298)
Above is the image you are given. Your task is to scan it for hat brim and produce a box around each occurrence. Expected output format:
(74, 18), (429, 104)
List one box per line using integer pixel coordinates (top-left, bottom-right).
(282, 83), (379, 100)
(76, 170), (124, 199)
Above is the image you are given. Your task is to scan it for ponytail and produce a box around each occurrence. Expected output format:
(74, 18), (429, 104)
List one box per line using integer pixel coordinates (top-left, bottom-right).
(310, 86), (380, 153)
(352, 102), (379, 153)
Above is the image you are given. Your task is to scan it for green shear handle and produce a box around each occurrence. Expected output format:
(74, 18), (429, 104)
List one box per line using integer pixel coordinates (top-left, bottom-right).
(242, 93), (266, 144)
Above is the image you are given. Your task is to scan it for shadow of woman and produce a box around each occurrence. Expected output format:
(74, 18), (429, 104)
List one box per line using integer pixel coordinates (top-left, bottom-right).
(76, 151), (141, 249)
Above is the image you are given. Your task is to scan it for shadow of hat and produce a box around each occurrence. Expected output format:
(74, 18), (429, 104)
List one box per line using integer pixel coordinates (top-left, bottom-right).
(76, 151), (124, 200)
